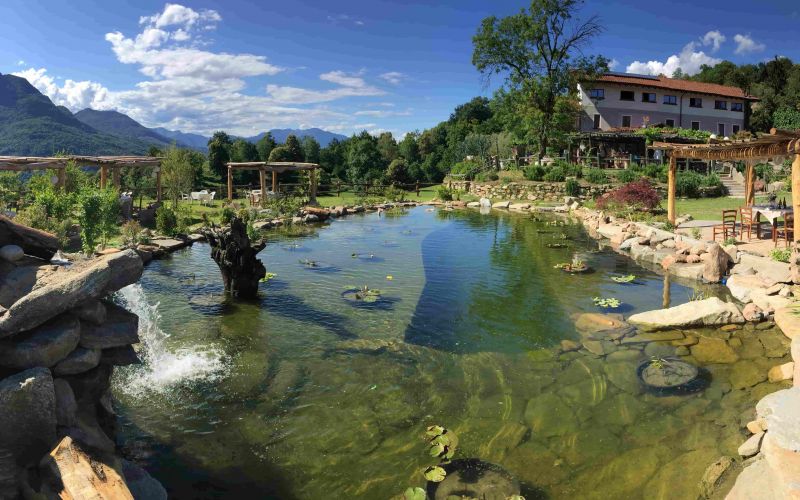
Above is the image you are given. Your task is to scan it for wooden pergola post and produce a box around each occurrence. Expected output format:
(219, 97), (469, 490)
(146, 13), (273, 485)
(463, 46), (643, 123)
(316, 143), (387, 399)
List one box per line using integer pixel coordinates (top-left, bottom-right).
(100, 165), (108, 189)
(155, 168), (162, 202)
(227, 166), (233, 201)
(56, 168), (66, 189)
(793, 154), (800, 243)
(309, 168), (318, 205)
(272, 171), (277, 193)
(667, 154), (677, 225)
(745, 160), (756, 207)
(259, 169), (267, 207)
(112, 167), (121, 189)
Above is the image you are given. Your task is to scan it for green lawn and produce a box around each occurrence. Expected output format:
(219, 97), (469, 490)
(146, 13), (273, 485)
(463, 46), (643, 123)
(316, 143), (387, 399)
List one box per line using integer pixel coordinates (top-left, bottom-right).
(675, 192), (792, 221)
(315, 185), (440, 207)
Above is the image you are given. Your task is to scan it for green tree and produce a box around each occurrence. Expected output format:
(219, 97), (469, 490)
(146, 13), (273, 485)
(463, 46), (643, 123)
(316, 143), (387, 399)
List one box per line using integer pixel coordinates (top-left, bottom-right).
(268, 146), (293, 162)
(207, 131), (232, 177)
(301, 136), (321, 164)
(472, 0), (606, 159)
(160, 146), (196, 208)
(385, 158), (410, 186)
(230, 139), (259, 163)
(774, 107), (800, 130)
(346, 131), (385, 185)
(320, 138), (348, 180)
(256, 133), (276, 161)
(398, 132), (421, 164)
(376, 132), (399, 164)
(284, 135), (305, 161)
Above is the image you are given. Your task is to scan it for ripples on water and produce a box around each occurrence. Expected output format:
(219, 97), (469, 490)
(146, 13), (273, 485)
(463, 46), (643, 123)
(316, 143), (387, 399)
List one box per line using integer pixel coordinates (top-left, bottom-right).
(111, 207), (790, 500)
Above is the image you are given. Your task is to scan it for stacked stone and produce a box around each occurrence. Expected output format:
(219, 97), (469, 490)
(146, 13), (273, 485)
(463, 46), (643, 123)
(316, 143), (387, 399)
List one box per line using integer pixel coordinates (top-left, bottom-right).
(450, 180), (644, 203)
(0, 247), (152, 497)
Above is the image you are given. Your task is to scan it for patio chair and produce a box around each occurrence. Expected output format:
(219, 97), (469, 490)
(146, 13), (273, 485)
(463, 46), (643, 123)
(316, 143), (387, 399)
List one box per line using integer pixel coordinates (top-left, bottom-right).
(775, 213), (794, 248)
(712, 210), (737, 242)
(739, 207), (761, 241)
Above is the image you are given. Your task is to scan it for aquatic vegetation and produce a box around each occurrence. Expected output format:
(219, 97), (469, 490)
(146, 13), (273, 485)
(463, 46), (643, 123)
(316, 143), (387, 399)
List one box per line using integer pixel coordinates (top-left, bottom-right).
(545, 242), (570, 248)
(386, 275), (394, 280)
(423, 466), (446, 482)
(688, 290), (706, 301)
(299, 259), (319, 268)
(593, 296), (621, 308)
(342, 285), (382, 302)
(403, 487), (426, 500)
(611, 274), (636, 283)
(258, 272), (276, 283)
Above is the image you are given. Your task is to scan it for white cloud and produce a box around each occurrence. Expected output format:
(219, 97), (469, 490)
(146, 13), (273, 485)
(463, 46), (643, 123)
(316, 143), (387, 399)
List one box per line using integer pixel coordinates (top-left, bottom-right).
(327, 14), (364, 26)
(701, 30), (726, 53)
(354, 109), (412, 118)
(12, 4), (390, 136)
(626, 41), (721, 76)
(379, 71), (407, 85)
(734, 34), (765, 55)
(13, 67), (115, 111)
(16, 60), (25, 66)
(607, 59), (619, 71)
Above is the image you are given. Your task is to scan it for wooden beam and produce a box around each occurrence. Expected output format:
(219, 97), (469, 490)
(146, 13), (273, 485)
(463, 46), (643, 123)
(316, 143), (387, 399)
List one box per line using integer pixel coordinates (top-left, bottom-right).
(99, 165), (108, 189)
(227, 166), (233, 201)
(668, 154), (677, 225)
(112, 167), (121, 189)
(259, 169), (266, 207)
(793, 154), (800, 246)
(272, 171), (277, 193)
(155, 169), (162, 202)
(309, 168), (318, 206)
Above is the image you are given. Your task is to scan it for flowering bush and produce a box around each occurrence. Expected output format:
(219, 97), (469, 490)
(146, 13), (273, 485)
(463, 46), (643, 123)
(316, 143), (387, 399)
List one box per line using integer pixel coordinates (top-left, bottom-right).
(596, 179), (660, 212)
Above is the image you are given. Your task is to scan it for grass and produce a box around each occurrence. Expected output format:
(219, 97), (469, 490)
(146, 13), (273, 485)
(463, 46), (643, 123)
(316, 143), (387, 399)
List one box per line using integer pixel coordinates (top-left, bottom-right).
(315, 185), (440, 207)
(675, 191), (792, 220)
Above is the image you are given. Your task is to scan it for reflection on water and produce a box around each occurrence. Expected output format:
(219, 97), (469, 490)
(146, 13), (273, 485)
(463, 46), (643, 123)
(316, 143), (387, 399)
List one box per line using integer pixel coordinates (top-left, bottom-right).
(112, 207), (790, 499)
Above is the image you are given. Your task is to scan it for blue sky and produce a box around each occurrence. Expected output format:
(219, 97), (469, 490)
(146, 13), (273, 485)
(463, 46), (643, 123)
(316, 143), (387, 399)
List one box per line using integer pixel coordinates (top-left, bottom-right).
(1, 0), (798, 138)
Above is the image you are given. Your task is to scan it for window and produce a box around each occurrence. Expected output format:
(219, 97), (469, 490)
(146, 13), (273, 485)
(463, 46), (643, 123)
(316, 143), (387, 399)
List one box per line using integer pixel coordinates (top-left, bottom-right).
(715, 100), (727, 110)
(733, 124), (740, 134)
(642, 92), (656, 103)
(620, 90), (635, 101)
(689, 98), (703, 108)
(691, 121), (700, 130)
(665, 119), (675, 127)
(731, 102), (744, 112)
(663, 95), (677, 105)
(622, 116), (632, 128)
(718, 123), (726, 137)
(593, 114), (601, 129)
(589, 88), (605, 99)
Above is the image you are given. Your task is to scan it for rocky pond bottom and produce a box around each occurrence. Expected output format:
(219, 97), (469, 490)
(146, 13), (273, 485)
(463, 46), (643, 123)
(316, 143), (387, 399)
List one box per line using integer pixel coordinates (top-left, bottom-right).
(111, 207), (791, 499)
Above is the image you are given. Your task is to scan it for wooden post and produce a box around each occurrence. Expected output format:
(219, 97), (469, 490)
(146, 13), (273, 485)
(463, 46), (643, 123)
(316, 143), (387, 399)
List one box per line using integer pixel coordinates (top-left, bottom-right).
(259, 169), (266, 207)
(227, 166), (233, 201)
(793, 154), (800, 244)
(416, 180), (420, 197)
(112, 167), (121, 189)
(309, 168), (318, 205)
(271, 171), (277, 193)
(745, 161), (756, 206)
(668, 154), (677, 225)
(155, 168), (162, 202)
(56, 168), (66, 189)
(100, 165), (108, 189)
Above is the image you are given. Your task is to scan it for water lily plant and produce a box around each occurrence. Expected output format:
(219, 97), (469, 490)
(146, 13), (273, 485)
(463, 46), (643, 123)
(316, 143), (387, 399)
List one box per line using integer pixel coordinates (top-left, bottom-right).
(259, 272), (276, 283)
(611, 274), (636, 284)
(593, 297), (621, 308)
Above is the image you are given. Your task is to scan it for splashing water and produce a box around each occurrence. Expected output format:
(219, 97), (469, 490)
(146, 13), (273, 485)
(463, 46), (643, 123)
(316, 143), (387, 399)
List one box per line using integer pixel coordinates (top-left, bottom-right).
(113, 284), (226, 397)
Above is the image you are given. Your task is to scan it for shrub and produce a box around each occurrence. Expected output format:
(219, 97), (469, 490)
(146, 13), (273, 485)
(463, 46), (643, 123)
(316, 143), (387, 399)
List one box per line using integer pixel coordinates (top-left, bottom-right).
(584, 168), (609, 184)
(524, 165), (545, 181)
(475, 171), (499, 182)
(770, 248), (791, 263)
(435, 185), (454, 201)
(175, 205), (193, 234)
(155, 206), (178, 236)
(616, 169), (641, 184)
(121, 221), (144, 247)
(543, 166), (566, 182)
(642, 163), (666, 181)
(98, 188), (120, 248)
(77, 190), (104, 254)
(450, 160), (482, 180)
(565, 178), (580, 197)
(220, 206), (236, 225)
(596, 179), (661, 213)
(675, 171), (703, 198)
(383, 185), (407, 202)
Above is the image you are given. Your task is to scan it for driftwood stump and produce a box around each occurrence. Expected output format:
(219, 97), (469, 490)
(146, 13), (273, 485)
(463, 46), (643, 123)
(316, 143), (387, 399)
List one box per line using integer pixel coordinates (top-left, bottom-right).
(202, 218), (266, 299)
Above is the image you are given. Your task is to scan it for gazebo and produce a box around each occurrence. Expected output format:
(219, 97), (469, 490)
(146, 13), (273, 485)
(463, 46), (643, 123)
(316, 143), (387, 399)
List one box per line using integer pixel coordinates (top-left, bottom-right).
(653, 129), (800, 237)
(225, 161), (321, 205)
(0, 155), (164, 200)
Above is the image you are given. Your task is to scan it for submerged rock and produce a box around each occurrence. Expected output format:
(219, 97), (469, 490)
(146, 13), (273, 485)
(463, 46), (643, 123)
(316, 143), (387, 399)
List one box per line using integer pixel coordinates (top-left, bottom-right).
(691, 337), (739, 364)
(628, 298), (744, 331)
(523, 393), (578, 438)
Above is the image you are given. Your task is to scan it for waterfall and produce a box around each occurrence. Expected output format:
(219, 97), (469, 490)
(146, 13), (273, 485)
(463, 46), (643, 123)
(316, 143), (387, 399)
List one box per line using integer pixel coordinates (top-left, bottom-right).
(113, 284), (226, 397)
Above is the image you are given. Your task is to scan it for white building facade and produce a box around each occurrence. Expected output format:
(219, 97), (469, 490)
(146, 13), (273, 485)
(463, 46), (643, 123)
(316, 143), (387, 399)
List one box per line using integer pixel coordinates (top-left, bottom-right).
(578, 73), (758, 137)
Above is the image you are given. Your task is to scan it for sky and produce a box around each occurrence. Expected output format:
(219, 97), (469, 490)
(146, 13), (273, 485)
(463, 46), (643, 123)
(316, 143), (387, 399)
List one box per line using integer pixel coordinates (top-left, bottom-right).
(0, 0), (798, 138)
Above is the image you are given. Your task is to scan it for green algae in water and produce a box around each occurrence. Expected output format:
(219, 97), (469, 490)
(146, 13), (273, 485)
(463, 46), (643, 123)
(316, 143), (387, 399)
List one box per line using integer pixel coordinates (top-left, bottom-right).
(111, 206), (781, 499)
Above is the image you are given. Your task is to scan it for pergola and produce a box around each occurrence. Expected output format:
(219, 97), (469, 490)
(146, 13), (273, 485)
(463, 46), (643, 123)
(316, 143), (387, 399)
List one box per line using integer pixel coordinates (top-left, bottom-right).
(0, 155), (164, 200)
(653, 129), (800, 237)
(225, 161), (321, 205)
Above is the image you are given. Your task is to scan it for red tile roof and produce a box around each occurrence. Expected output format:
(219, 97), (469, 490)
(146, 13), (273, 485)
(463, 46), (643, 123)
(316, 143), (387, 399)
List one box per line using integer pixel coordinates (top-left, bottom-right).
(586, 73), (759, 101)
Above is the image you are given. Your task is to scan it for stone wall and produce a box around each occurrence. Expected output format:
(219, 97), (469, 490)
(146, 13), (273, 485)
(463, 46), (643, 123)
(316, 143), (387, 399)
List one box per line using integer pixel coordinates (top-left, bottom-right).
(0, 236), (164, 498)
(450, 180), (617, 202)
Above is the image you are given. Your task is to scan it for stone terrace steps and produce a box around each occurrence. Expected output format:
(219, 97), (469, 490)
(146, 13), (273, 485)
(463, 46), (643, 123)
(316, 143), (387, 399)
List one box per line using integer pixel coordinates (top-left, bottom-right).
(722, 176), (746, 198)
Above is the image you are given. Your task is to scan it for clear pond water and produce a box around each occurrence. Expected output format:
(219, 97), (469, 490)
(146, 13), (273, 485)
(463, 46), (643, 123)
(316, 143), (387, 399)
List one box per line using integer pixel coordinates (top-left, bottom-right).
(112, 207), (792, 499)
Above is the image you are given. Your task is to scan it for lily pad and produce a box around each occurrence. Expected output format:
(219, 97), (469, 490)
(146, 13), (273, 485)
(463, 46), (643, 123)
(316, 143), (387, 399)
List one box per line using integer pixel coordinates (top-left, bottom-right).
(593, 297), (621, 308)
(611, 274), (636, 284)
(403, 487), (426, 500)
(424, 466), (447, 483)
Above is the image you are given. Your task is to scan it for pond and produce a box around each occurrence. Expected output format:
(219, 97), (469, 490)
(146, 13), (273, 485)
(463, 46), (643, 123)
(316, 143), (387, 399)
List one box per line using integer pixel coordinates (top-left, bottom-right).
(112, 206), (791, 499)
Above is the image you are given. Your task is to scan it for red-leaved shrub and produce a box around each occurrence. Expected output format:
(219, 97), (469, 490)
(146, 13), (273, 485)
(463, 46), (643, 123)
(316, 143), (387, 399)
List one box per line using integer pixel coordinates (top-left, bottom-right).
(596, 179), (660, 212)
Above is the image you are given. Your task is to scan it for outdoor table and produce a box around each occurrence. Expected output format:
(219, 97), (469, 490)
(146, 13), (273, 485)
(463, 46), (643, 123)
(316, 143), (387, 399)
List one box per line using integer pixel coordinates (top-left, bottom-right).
(752, 205), (793, 241)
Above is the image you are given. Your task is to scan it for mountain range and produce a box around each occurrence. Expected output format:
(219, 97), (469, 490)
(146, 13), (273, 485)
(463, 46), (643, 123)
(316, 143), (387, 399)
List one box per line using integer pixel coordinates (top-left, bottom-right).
(0, 72), (348, 156)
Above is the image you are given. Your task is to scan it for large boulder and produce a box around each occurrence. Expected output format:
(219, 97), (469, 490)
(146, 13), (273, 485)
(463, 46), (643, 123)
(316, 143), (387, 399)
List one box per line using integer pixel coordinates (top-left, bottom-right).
(702, 242), (730, 283)
(776, 308), (800, 340)
(628, 298), (744, 331)
(0, 215), (59, 260)
(79, 303), (139, 349)
(0, 244), (23, 263)
(727, 274), (772, 303)
(0, 314), (80, 370)
(0, 250), (142, 337)
(0, 367), (57, 466)
(53, 378), (77, 427)
(71, 300), (107, 325)
(53, 347), (102, 376)
(739, 253), (792, 284)
(122, 460), (167, 500)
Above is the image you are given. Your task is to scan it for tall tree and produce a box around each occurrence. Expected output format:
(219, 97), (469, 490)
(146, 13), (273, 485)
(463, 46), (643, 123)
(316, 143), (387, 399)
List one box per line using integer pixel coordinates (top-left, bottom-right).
(230, 139), (259, 163)
(320, 138), (347, 180)
(256, 133), (277, 161)
(346, 131), (385, 185)
(160, 147), (196, 208)
(207, 131), (232, 178)
(301, 136), (321, 164)
(284, 135), (305, 162)
(472, 0), (606, 159)
(398, 132), (421, 165)
(376, 132), (399, 164)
